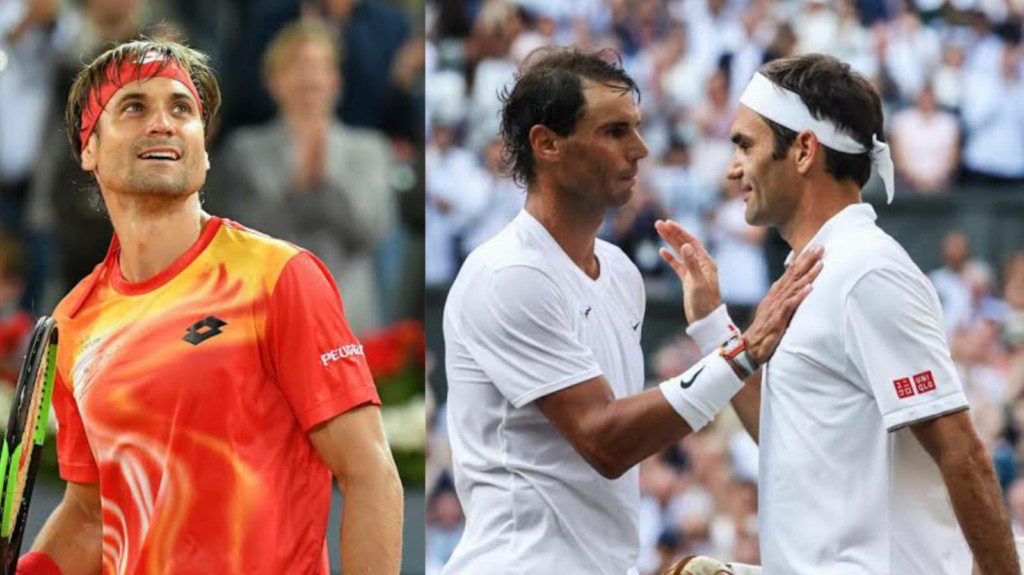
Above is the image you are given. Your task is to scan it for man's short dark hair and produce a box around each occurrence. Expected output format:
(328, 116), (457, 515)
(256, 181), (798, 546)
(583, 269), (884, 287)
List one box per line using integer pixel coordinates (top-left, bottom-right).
(759, 54), (884, 188)
(498, 47), (640, 187)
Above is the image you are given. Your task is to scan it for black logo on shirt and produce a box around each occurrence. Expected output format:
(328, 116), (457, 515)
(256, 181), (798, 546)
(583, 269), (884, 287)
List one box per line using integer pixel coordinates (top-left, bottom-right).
(632, 321), (640, 331)
(583, 306), (592, 318)
(680, 365), (705, 389)
(183, 316), (227, 345)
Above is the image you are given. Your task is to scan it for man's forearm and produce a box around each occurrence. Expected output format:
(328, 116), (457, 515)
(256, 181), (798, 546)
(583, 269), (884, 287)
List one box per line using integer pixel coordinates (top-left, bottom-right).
(941, 451), (1019, 574)
(730, 370), (761, 444)
(338, 459), (404, 575)
(583, 387), (696, 478)
(30, 499), (103, 575)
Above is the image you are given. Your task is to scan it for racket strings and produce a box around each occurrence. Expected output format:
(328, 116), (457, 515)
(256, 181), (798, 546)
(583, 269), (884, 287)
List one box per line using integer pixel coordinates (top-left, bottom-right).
(9, 344), (49, 519)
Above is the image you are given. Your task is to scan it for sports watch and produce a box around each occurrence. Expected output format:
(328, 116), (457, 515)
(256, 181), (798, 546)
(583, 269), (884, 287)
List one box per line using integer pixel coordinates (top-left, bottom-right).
(719, 336), (758, 379)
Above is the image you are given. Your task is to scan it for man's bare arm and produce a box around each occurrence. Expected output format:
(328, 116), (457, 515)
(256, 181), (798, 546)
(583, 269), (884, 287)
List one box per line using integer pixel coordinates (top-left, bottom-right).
(309, 404), (403, 575)
(730, 370), (761, 444)
(29, 481), (103, 575)
(537, 378), (695, 479)
(912, 411), (1019, 575)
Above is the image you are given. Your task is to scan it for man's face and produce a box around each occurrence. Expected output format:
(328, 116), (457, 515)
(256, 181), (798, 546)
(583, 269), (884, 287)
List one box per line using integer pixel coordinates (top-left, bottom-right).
(551, 83), (648, 209)
(727, 105), (801, 227)
(81, 76), (208, 199)
(270, 39), (339, 118)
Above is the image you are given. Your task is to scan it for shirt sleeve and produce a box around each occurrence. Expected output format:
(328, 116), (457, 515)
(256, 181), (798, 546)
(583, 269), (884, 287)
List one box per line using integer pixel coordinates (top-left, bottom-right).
(844, 267), (969, 431)
(264, 251), (380, 431)
(453, 265), (604, 408)
(52, 370), (99, 483)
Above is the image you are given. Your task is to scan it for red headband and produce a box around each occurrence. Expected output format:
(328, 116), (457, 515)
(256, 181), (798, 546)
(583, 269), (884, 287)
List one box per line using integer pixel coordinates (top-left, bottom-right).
(79, 52), (203, 152)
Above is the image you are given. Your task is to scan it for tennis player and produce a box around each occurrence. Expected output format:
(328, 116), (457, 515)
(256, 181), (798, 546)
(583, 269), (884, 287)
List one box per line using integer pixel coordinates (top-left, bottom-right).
(441, 47), (823, 575)
(14, 40), (403, 575)
(659, 53), (1019, 574)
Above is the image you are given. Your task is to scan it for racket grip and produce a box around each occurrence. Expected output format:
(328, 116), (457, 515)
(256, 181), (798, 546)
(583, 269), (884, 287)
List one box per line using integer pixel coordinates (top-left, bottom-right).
(13, 553), (61, 575)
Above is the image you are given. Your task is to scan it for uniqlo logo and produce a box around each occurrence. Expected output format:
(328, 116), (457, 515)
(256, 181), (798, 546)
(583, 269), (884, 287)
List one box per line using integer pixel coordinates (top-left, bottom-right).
(893, 377), (915, 399)
(913, 371), (936, 394)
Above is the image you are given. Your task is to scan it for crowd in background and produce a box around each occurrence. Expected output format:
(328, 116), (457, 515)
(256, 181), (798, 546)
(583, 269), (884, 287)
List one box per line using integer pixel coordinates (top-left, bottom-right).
(424, 0), (1024, 572)
(0, 0), (425, 373)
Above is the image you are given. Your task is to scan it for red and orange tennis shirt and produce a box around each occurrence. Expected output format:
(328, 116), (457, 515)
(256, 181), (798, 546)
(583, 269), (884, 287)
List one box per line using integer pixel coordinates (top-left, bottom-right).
(51, 216), (380, 574)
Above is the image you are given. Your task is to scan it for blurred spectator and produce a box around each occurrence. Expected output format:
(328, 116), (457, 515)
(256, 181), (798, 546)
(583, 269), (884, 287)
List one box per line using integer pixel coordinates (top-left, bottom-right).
(425, 481), (464, 575)
(214, 19), (394, 334)
(708, 179), (767, 327)
(0, 0), (76, 234)
(459, 138), (524, 254)
(465, 0), (520, 152)
(960, 43), (1024, 186)
(1009, 477), (1024, 535)
(881, 11), (941, 103)
(606, 181), (668, 275)
(299, 0), (416, 140)
(0, 233), (31, 384)
(424, 123), (488, 286)
(929, 232), (976, 336)
(1003, 252), (1024, 348)
(933, 42), (967, 111)
(28, 0), (157, 295)
(647, 137), (717, 245)
(690, 70), (735, 186)
(890, 84), (959, 194)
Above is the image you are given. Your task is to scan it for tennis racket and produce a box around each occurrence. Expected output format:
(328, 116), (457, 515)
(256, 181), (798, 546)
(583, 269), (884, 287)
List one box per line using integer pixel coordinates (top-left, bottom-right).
(0, 317), (57, 575)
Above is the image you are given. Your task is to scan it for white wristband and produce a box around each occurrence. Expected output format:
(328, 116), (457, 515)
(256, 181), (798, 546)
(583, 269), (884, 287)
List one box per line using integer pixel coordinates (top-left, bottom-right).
(685, 304), (738, 355)
(659, 352), (743, 431)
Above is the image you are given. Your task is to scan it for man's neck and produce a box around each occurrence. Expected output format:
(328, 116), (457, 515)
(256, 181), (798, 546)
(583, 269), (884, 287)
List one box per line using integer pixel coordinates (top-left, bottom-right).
(524, 182), (604, 279)
(779, 180), (861, 254)
(103, 192), (208, 283)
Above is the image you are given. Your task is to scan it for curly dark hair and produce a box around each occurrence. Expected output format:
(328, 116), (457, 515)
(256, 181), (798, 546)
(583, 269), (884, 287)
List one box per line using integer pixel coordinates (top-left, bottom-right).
(758, 53), (884, 188)
(498, 46), (640, 187)
(66, 38), (221, 164)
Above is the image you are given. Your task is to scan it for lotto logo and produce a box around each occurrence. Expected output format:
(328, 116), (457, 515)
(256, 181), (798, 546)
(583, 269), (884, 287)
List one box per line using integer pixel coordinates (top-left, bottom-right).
(913, 371), (936, 394)
(893, 377), (915, 399)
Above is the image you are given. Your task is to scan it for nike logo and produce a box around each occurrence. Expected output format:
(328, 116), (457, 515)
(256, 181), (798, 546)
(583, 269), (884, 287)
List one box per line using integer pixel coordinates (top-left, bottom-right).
(583, 306), (592, 318)
(680, 365), (705, 389)
(632, 321), (640, 331)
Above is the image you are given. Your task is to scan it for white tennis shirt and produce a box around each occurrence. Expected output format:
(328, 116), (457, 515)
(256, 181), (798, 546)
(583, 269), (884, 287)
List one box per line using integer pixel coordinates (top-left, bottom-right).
(760, 203), (971, 574)
(443, 210), (646, 575)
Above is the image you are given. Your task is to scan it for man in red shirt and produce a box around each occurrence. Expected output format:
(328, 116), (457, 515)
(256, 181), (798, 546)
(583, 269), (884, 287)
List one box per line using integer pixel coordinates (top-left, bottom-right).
(16, 39), (403, 575)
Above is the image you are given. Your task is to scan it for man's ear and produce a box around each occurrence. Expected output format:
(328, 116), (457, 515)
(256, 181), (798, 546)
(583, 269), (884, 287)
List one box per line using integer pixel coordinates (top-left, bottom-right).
(794, 131), (820, 176)
(204, 150), (210, 171)
(81, 134), (98, 172)
(529, 124), (561, 169)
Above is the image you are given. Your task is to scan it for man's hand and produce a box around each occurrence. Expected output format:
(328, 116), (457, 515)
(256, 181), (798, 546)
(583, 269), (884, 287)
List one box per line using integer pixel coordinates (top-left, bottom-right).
(290, 119), (328, 192)
(656, 219), (722, 323)
(742, 245), (824, 365)
(663, 555), (734, 575)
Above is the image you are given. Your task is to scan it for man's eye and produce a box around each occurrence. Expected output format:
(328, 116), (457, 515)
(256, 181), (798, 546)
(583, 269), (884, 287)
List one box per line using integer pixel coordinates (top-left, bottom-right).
(123, 102), (142, 113)
(173, 102), (192, 114)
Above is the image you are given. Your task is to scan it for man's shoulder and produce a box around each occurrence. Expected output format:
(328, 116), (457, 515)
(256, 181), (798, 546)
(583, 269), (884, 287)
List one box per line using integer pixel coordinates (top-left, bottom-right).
(449, 226), (565, 312)
(53, 261), (107, 322)
(210, 219), (309, 288)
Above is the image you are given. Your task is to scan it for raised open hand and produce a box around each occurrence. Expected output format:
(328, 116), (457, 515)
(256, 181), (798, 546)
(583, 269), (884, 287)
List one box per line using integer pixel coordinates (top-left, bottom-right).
(656, 219), (721, 324)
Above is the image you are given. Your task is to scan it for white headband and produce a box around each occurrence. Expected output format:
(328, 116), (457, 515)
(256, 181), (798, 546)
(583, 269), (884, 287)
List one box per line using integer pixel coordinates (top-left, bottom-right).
(738, 72), (894, 203)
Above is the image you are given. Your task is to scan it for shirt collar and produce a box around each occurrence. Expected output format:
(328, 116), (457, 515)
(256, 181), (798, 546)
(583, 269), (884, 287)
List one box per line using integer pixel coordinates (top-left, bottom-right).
(784, 203), (877, 266)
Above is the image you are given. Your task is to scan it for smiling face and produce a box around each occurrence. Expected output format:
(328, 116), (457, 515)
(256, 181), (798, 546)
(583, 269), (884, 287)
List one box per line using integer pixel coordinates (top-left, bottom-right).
(727, 105), (801, 228)
(549, 82), (649, 209)
(81, 76), (209, 199)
